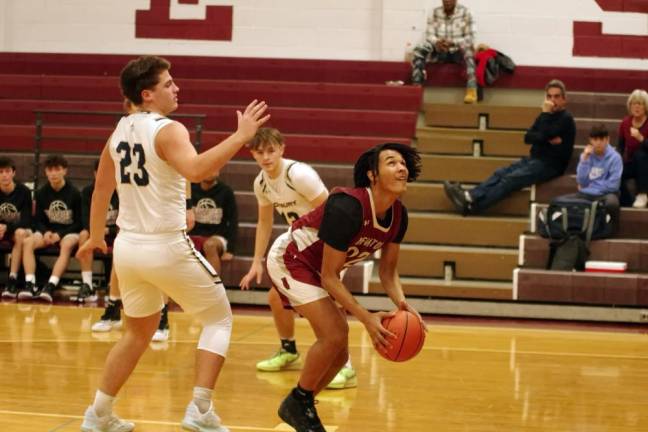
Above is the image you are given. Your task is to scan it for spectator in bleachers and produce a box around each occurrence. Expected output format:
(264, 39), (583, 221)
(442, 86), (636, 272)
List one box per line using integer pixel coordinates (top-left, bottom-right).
(617, 89), (648, 208)
(0, 156), (32, 298)
(188, 171), (238, 274)
(18, 154), (81, 303)
(560, 124), (622, 233)
(444, 79), (576, 215)
(410, 0), (477, 103)
(77, 160), (119, 303)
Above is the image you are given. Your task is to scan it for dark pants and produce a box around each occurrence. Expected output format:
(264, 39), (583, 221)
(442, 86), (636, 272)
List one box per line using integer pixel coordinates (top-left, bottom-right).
(620, 147), (648, 206)
(559, 192), (620, 236)
(469, 158), (560, 213)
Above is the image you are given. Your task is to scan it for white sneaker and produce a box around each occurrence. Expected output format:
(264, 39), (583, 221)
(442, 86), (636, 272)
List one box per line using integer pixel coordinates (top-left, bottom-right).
(80, 406), (135, 432)
(92, 320), (122, 332)
(633, 193), (647, 208)
(151, 328), (169, 342)
(181, 401), (229, 432)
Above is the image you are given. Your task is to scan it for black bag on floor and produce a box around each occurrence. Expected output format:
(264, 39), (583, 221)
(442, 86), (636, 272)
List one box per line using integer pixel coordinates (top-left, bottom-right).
(547, 234), (589, 271)
(537, 196), (614, 241)
(537, 196), (610, 270)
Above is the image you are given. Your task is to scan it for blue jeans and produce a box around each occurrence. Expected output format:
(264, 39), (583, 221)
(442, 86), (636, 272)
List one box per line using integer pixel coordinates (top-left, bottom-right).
(470, 158), (560, 213)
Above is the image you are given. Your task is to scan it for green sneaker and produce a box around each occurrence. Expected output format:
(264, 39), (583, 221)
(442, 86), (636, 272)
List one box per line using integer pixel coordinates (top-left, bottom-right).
(256, 350), (300, 372)
(326, 366), (357, 389)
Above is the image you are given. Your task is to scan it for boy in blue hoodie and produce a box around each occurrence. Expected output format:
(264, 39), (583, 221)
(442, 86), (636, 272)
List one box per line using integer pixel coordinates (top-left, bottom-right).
(569, 124), (622, 232)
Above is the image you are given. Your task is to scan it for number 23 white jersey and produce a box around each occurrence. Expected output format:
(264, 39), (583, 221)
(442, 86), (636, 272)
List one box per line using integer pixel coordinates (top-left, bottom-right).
(109, 112), (187, 234)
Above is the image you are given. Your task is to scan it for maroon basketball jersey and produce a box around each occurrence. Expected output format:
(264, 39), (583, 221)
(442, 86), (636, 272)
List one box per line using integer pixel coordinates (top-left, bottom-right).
(284, 187), (403, 277)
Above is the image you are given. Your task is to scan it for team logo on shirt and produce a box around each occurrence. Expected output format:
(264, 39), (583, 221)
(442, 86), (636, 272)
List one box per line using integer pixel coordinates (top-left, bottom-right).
(46, 200), (74, 225)
(0, 203), (19, 223)
(195, 198), (223, 225)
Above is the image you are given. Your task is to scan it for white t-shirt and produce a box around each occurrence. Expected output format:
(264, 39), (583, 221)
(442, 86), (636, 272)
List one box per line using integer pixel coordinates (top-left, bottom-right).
(253, 159), (327, 224)
(109, 112), (186, 234)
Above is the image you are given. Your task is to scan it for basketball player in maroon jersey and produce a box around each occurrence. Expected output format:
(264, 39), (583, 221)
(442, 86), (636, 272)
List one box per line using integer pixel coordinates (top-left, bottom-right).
(265, 142), (426, 431)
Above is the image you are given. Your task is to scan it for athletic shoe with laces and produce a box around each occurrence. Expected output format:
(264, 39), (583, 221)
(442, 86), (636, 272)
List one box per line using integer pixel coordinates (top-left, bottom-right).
(278, 391), (326, 432)
(76, 283), (98, 303)
(92, 300), (122, 332)
(325, 366), (357, 390)
(1, 277), (19, 299)
(17, 281), (36, 301)
(256, 349), (300, 372)
(80, 405), (134, 432)
(181, 400), (229, 432)
(151, 305), (169, 342)
(36, 282), (55, 303)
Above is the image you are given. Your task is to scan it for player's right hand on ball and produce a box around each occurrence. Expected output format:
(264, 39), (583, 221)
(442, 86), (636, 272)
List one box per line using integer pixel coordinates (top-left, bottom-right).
(362, 311), (396, 353)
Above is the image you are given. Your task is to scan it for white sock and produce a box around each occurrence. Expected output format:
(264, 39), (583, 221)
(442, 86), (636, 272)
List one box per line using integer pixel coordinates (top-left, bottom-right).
(192, 386), (213, 414)
(82, 271), (93, 286)
(25, 274), (35, 283)
(344, 357), (353, 369)
(109, 296), (121, 302)
(48, 275), (60, 286)
(464, 191), (473, 203)
(9, 272), (17, 279)
(92, 389), (115, 417)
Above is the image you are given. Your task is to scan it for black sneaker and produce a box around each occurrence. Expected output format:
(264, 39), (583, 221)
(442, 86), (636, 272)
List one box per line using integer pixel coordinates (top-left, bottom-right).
(1, 277), (19, 299)
(443, 181), (470, 216)
(36, 282), (56, 303)
(17, 281), (35, 301)
(91, 299), (122, 332)
(76, 283), (98, 303)
(278, 391), (326, 432)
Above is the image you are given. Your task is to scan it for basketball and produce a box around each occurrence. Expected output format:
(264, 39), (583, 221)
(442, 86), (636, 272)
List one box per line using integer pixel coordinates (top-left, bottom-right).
(378, 310), (426, 362)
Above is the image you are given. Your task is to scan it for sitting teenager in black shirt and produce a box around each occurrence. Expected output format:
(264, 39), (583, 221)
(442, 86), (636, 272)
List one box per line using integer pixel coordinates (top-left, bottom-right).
(188, 172), (238, 274)
(0, 157), (33, 298)
(18, 154), (81, 303)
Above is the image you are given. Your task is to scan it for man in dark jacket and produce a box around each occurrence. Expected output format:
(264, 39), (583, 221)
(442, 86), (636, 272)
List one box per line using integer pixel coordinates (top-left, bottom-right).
(18, 154), (81, 302)
(444, 79), (576, 215)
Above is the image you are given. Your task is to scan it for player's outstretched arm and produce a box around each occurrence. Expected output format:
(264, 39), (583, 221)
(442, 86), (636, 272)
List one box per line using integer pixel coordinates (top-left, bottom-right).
(160, 100), (270, 182)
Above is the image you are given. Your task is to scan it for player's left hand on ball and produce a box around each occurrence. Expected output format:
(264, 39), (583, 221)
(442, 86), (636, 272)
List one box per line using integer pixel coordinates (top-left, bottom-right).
(398, 300), (428, 331)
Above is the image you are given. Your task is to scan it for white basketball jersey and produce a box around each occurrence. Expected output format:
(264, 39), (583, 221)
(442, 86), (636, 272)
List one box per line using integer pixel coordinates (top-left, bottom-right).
(253, 159), (327, 225)
(109, 112), (186, 234)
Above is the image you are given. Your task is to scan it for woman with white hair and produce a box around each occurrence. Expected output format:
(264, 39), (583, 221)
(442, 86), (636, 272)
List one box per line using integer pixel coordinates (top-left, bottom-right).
(618, 89), (648, 207)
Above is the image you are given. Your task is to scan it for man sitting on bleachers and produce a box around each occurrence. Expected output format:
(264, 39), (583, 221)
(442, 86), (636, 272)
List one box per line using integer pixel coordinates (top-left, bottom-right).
(444, 79), (576, 215)
(556, 124), (622, 234)
(410, 0), (477, 103)
(18, 154), (81, 303)
(0, 156), (32, 298)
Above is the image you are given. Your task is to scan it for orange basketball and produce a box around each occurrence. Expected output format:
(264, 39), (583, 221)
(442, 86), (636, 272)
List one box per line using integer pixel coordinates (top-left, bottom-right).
(378, 310), (425, 362)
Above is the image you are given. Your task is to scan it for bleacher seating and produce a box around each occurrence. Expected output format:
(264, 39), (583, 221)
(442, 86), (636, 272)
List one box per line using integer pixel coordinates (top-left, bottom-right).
(1, 52), (645, 314)
(0, 54), (422, 300)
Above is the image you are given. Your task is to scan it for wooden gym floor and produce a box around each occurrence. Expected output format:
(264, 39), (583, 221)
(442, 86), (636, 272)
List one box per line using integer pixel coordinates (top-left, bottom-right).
(1, 302), (647, 431)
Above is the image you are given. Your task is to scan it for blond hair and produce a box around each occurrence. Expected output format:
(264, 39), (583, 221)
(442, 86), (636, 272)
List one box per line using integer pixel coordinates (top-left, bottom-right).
(627, 89), (648, 114)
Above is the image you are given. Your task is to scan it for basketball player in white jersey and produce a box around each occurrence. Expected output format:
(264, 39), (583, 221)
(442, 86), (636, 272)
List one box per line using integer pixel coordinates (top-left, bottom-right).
(238, 128), (357, 389)
(76, 55), (269, 432)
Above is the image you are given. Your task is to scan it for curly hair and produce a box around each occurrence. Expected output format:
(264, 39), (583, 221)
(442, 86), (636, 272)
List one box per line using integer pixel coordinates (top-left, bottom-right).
(353, 143), (421, 188)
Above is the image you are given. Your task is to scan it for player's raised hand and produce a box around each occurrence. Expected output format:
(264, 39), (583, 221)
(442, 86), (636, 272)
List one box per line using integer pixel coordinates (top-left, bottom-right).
(236, 100), (270, 143)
